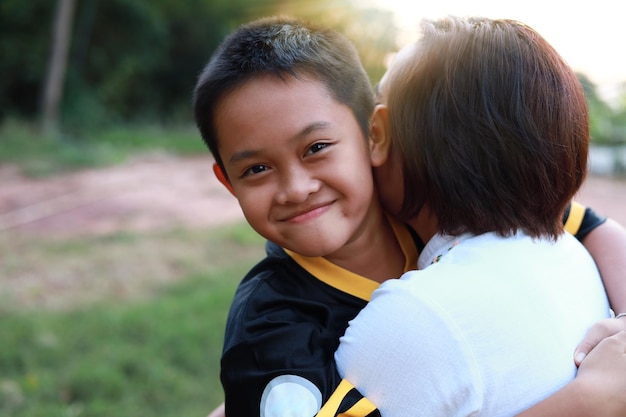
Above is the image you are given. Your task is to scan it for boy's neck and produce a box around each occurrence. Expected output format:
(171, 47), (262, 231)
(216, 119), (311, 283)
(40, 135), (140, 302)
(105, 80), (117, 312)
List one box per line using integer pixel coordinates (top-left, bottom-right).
(323, 210), (406, 283)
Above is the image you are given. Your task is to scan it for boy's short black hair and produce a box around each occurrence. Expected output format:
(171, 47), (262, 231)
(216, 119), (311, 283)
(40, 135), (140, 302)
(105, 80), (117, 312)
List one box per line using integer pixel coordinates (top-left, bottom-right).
(193, 16), (375, 173)
(389, 16), (589, 239)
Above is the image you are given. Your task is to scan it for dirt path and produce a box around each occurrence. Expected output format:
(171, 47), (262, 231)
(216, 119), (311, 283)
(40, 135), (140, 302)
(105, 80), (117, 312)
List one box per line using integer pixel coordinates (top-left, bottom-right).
(0, 154), (625, 237)
(0, 154), (244, 237)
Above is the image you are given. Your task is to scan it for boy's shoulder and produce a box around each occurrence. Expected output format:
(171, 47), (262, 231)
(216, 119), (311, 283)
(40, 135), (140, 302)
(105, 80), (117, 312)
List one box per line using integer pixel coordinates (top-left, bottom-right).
(220, 241), (372, 412)
(223, 240), (369, 350)
(233, 240), (376, 303)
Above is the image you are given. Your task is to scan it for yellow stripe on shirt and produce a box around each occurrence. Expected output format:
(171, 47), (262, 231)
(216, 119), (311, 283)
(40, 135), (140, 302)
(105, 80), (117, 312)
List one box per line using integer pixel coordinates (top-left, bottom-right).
(564, 201), (585, 235)
(339, 397), (378, 416)
(316, 380), (355, 417)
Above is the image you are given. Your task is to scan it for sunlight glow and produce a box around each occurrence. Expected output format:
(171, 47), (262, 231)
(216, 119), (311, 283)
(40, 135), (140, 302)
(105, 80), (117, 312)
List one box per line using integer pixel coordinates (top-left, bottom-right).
(360, 0), (625, 101)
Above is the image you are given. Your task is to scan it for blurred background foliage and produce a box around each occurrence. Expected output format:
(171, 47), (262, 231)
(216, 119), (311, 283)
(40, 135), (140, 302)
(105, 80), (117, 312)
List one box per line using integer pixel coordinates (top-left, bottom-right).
(1, 0), (624, 149)
(0, 0), (396, 134)
(0, 223), (267, 416)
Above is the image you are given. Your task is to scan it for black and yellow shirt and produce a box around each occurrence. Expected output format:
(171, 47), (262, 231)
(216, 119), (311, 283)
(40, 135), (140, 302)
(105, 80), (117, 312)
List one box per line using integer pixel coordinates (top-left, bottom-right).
(220, 203), (605, 417)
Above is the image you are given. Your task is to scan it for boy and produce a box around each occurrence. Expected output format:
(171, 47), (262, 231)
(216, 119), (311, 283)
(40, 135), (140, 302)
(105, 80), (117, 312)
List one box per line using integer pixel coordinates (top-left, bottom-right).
(194, 16), (626, 417)
(195, 16), (413, 416)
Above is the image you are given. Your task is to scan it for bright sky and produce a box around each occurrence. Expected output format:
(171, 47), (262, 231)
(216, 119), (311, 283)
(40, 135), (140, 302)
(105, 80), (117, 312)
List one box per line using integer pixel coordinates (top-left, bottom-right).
(362, 0), (625, 102)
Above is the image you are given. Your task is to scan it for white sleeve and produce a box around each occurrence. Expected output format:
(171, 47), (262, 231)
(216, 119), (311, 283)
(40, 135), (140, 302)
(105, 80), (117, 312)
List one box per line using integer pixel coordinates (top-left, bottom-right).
(335, 278), (483, 417)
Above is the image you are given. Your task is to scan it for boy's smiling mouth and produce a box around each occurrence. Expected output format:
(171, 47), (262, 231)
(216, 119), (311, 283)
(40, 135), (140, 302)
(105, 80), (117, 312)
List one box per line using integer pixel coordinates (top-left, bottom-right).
(280, 202), (334, 223)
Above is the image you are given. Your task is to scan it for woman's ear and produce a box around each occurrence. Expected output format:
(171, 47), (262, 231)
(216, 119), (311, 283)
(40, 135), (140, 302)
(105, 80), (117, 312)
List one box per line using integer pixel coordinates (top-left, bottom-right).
(213, 163), (236, 196)
(370, 104), (392, 167)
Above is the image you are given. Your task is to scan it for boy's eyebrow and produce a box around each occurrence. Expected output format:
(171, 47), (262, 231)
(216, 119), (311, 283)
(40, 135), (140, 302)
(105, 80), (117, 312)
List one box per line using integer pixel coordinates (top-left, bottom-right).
(229, 149), (260, 164)
(228, 121), (331, 164)
(297, 121), (331, 138)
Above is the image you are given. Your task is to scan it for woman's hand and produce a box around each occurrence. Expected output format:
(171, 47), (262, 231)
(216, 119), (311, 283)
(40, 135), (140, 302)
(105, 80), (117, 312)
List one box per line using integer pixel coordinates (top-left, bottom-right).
(574, 315), (626, 366)
(574, 330), (626, 416)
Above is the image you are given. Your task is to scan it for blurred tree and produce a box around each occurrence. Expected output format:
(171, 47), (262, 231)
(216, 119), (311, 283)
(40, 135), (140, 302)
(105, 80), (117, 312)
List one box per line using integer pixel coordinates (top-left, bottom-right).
(579, 73), (620, 144)
(0, 0), (54, 121)
(1, 0), (397, 133)
(579, 74), (626, 174)
(41, 0), (77, 135)
(610, 82), (626, 143)
(608, 83), (626, 173)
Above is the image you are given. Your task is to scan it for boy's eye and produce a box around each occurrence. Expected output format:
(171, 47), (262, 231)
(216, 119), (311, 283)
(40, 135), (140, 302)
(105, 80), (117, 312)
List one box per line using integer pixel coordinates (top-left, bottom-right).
(305, 142), (330, 155)
(242, 164), (270, 177)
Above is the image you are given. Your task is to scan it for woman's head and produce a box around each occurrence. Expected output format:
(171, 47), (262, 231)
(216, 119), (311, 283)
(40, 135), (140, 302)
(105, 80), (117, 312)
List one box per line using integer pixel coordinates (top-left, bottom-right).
(384, 16), (589, 239)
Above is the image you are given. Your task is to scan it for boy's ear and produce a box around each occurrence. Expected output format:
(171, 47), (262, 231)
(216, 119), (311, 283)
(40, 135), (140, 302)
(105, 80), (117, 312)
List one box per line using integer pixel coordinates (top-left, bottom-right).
(213, 162), (235, 196)
(369, 104), (392, 167)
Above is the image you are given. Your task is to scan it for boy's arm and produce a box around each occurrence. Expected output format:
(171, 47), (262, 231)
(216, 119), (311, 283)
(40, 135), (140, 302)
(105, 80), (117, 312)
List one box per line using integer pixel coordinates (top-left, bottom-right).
(212, 381), (380, 417)
(564, 203), (626, 360)
(221, 246), (376, 417)
(573, 216), (626, 365)
(565, 202), (626, 313)
(222, 311), (344, 416)
(516, 331), (626, 417)
(581, 217), (626, 313)
(223, 325), (380, 417)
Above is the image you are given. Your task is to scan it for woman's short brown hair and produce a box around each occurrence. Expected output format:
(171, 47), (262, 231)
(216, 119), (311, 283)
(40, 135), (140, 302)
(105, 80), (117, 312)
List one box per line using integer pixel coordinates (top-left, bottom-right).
(388, 16), (589, 239)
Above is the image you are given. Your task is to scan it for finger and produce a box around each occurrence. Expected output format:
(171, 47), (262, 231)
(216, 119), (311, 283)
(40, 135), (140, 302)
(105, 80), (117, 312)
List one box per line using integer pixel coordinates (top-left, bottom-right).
(573, 320), (617, 366)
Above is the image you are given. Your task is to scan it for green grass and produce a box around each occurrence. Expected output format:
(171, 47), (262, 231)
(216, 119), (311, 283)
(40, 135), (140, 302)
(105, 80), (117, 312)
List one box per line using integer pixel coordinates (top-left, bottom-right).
(0, 223), (265, 417)
(0, 120), (208, 177)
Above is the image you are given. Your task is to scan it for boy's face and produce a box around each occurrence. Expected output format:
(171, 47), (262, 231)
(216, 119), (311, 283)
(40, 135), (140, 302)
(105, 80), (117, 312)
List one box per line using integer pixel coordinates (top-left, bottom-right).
(214, 75), (378, 258)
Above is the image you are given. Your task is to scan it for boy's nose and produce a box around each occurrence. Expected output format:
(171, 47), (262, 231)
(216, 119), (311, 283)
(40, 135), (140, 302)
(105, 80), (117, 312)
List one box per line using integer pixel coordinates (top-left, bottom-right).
(275, 167), (320, 205)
